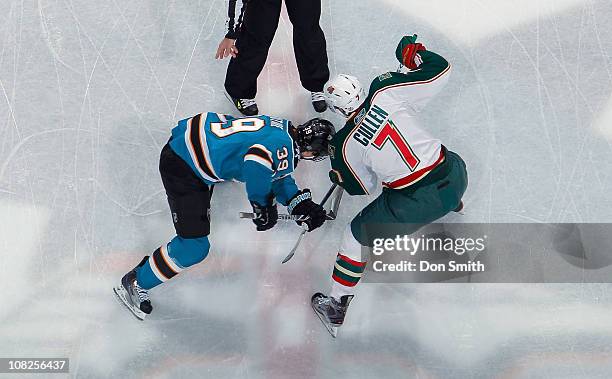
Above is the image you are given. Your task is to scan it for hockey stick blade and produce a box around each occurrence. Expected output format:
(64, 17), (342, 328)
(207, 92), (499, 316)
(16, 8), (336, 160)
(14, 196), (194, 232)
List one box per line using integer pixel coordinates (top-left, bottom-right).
(281, 226), (307, 264)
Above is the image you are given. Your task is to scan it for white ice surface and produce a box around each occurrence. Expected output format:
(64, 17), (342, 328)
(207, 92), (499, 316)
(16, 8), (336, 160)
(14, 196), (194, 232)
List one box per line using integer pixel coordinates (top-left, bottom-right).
(1, 0), (612, 378)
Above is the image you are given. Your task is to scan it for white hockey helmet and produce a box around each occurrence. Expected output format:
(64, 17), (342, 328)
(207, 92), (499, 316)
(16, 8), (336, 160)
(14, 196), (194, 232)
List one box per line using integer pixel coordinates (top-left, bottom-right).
(323, 74), (366, 118)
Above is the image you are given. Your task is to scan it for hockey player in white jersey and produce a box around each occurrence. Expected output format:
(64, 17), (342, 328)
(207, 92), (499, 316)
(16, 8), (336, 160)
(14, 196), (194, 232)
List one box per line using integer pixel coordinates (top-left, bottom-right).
(311, 35), (468, 337)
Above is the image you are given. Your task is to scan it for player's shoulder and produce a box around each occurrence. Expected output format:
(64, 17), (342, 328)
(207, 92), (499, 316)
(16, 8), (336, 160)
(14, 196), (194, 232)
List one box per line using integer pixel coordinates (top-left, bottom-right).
(258, 132), (293, 157)
(261, 116), (292, 141)
(243, 131), (291, 165)
(368, 71), (409, 96)
(329, 111), (364, 154)
(202, 111), (224, 122)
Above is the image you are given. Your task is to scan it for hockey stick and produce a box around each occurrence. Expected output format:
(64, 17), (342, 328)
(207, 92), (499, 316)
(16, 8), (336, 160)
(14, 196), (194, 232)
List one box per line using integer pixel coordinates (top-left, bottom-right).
(282, 184), (338, 264)
(326, 187), (344, 220)
(239, 211), (337, 221)
(240, 212), (308, 221)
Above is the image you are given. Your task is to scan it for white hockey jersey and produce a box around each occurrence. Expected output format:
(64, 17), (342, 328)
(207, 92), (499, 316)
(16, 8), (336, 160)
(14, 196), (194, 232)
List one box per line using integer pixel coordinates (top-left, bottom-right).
(329, 50), (451, 195)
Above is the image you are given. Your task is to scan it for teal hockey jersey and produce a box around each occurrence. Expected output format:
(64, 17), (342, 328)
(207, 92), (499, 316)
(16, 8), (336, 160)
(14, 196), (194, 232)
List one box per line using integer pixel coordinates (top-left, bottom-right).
(169, 112), (299, 205)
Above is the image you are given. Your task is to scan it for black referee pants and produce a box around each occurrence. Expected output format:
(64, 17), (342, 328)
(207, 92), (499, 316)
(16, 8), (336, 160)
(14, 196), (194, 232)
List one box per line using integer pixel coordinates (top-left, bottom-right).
(225, 0), (330, 99)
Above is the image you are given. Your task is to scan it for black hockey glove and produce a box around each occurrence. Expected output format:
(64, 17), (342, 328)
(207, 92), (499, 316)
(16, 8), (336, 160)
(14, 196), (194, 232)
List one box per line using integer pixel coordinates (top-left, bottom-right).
(250, 195), (278, 232)
(287, 189), (327, 232)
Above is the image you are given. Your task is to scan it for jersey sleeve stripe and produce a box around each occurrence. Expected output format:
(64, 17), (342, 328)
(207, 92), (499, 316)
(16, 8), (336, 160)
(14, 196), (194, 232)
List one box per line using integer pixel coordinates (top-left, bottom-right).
(341, 129), (370, 195)
(186, 114), (220, 182)
(244, 154), (273, 171)
(248, 144), (273, 163)
(245, 145), (275, 169)
(370, 64), (451, 106)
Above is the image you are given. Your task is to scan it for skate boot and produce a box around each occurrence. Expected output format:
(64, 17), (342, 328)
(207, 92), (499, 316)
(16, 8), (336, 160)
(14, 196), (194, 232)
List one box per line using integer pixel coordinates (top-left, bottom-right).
(113, 258), (153, 321)
(224, 90), (258, 116)
(311, 91), (327, 113)
(311, 293), (353, 338)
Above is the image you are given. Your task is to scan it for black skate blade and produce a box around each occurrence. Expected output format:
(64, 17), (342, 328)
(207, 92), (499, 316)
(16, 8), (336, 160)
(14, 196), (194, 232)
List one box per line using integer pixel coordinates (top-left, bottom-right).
(311, 303), (338, 338)
(113, 286), (147, 321)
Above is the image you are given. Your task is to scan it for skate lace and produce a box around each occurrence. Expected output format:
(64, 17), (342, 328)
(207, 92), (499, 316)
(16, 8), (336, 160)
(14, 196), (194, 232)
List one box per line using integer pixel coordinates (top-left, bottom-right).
(134, 281), (150, 302)
(311, 91), (325, 102)
(239, 98), (256, 108)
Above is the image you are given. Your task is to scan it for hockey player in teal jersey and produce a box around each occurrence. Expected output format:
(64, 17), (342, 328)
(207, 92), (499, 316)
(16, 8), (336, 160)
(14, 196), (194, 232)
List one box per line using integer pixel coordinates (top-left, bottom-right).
(114, 112), (335, 320)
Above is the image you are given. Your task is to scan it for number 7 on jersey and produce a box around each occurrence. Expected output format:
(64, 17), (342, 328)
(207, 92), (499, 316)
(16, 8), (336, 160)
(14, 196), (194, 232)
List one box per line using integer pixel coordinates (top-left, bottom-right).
(371, 120), (420, 171)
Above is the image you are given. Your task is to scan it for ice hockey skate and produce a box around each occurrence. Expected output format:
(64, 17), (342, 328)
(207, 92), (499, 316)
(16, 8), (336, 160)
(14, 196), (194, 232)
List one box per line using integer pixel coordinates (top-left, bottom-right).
(311, 293), (353, 338)
(113, 260), (153, 321)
